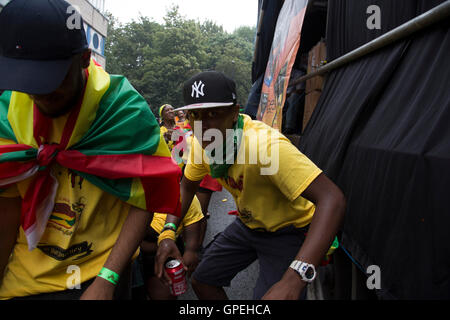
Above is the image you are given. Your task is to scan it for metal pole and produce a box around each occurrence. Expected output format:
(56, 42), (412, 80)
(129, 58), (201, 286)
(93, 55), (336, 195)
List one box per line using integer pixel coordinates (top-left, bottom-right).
(290, 0), (450, 87)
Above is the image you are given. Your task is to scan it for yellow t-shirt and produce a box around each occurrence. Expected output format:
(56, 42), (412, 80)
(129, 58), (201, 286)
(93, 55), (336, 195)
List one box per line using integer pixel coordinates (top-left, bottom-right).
(0, 114), (132, 299)
(184, 114), (322, 232)
(151, 195), (204, 237)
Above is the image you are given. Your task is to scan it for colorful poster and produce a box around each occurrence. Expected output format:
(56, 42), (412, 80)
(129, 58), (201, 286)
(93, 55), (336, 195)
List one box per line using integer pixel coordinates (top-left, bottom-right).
(256, 0), (308, 130)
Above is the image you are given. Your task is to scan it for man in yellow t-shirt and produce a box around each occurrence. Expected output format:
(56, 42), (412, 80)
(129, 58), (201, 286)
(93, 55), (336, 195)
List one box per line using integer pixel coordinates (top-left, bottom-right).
(0, 1), (178, 300)
(155, 71), (347, 300)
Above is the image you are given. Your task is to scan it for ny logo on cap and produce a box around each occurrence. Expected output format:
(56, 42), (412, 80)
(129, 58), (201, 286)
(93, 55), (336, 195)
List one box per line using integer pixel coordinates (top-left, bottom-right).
(191, 81), (205, 98)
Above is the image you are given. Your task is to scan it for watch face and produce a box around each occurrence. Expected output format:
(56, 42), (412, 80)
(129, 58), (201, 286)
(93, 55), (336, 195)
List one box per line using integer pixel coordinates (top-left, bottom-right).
(304, 266), (315, 280)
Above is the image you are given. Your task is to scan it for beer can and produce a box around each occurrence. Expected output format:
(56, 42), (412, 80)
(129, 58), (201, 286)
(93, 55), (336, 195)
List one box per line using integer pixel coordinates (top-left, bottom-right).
(165, 259), (187, 296)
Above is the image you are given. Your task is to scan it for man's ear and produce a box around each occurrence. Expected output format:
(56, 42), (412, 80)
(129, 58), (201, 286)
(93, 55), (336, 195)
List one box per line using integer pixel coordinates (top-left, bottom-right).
(81, 49), (91, 68)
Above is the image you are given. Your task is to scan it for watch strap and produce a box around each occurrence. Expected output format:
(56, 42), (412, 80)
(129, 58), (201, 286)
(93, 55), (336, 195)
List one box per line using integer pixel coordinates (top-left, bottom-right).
(289, 260), (316, 283)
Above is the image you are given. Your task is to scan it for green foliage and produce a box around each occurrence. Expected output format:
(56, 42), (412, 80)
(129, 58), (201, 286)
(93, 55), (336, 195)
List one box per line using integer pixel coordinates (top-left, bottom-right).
(104, 6), (256, 117)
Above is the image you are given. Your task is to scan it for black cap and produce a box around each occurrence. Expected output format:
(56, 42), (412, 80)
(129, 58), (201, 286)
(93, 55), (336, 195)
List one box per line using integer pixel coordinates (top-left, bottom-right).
(178, 71), (237, 111)
(0, 0), (88, 94)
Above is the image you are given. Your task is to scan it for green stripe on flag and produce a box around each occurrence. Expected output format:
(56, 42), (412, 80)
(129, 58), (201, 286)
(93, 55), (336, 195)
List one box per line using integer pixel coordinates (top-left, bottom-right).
(72, 75), (160, 156)
(75, 170), (132, 203)
(0, 91), (18, 142)
(0, 149), (36, 163)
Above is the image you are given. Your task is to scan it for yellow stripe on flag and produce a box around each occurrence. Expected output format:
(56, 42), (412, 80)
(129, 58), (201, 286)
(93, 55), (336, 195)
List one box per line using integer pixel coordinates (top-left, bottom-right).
(153, 131), (172, 158)
(0, 137), (17, 146)
(66, 60), (110, 148)
(7, 93), (37, 148)
(128, 178), (147, 210)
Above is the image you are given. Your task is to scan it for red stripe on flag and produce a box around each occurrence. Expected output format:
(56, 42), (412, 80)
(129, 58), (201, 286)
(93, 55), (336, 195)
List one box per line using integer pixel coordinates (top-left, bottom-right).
(142, 176), (181, 217)
(57, 151), (181, 179)
(59, 69), (89, 148)
(0, 144), (33, 154)
(57, 150), (182, 216)
(33, 105), (51, 146)
(0, 144), (35, 180)
(0, 162), (35, 180)
(21, 171), (54, 231)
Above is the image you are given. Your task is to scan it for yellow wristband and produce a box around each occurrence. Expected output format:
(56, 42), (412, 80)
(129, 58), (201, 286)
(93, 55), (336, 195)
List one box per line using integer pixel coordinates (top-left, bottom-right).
(157, 229), (176, 246)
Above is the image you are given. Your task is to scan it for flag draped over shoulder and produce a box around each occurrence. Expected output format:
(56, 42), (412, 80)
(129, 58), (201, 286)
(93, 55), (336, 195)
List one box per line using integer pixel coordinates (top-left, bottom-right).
(0, 60), (181, 250)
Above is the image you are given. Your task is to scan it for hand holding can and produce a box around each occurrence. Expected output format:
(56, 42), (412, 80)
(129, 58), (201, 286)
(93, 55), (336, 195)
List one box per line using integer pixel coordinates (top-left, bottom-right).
(165, 259), (187, 296)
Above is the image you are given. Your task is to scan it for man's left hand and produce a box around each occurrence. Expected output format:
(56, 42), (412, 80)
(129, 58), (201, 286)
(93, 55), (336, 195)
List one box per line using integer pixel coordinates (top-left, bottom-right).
(182, 250), (199, 277)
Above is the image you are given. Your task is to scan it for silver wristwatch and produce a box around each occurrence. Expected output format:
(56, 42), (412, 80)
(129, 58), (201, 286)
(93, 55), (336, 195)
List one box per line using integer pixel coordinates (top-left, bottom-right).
(289, 260), (317, 283)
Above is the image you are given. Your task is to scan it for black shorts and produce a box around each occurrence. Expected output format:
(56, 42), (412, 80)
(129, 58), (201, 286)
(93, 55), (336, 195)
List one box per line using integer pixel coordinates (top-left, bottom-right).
(192, 218), (308, 299)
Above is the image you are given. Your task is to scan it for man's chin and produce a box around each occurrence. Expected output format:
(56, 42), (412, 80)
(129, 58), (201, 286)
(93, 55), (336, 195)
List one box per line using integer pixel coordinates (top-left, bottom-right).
(35, 104), (72, 118)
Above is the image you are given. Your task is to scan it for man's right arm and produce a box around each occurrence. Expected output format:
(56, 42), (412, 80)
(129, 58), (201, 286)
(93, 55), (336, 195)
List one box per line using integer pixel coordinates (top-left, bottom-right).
(0, 197), (21, 284)
(154, 176), (201, 283)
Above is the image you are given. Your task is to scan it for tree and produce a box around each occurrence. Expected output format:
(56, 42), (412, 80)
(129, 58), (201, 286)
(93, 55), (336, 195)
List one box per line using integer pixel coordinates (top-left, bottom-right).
(104, 6), (256, 116)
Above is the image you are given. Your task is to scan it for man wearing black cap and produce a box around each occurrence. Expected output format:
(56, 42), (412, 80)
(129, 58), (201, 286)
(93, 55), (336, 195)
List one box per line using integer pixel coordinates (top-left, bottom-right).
(0, 0), (181, 299)
(155, 71), (346, 299)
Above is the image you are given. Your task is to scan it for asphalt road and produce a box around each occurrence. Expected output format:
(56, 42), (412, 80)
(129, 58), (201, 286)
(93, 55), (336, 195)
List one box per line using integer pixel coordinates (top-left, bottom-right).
(179, 189), (259, 300)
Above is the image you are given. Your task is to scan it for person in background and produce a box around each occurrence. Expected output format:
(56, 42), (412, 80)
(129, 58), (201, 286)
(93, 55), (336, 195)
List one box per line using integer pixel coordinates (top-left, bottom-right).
(175, 110), (189, 130)
(159, 104), (177, 149)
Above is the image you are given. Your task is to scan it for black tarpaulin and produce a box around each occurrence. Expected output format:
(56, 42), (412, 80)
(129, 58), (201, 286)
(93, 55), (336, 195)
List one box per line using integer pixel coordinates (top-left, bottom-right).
(326, 0), (445, 60)
(299, 0), (450, 299)
(252, 0), (285, 83)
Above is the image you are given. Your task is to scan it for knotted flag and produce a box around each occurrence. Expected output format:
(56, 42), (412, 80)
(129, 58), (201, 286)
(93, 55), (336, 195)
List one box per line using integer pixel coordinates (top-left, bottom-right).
(0, 60), (181, 250)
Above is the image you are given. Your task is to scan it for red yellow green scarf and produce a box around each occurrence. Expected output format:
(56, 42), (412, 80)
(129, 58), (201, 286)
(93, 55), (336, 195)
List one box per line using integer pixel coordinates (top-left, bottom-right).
(0, 61), (181, 250)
